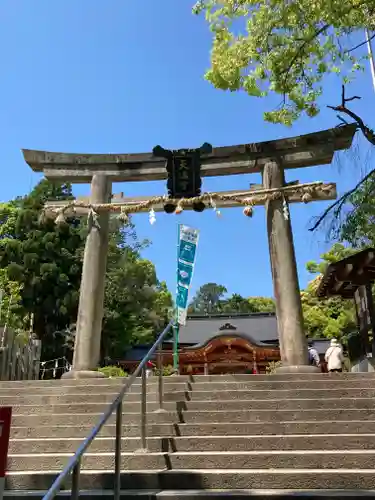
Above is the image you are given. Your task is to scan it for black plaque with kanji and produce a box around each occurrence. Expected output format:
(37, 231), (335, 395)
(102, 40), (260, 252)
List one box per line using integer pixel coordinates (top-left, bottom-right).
(153, 143), (212, 199)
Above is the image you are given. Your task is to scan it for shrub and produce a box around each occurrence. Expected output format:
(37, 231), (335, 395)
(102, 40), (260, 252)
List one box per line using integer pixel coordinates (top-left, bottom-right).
(266, 360), (282, 375)
(154, 364), (175, 376)
(98, 365), (128, 378)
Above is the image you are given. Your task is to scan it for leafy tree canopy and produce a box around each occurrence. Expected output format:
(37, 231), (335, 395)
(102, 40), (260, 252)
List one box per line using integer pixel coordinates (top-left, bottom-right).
(190, 282), (228, 313)
(341, 177), (375, 247)
(306, 243), (357, 274)
(189, 283), (276, 314)
(0, 180), (83, 340)
(102, 249), (173, 361)
(303, 243), (356, 340)
(0, 179), (173, 363)
(193, 0), (374, 125)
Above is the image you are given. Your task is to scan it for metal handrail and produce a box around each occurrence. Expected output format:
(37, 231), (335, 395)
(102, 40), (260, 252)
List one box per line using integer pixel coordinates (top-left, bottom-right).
(42, 319), (175, 500)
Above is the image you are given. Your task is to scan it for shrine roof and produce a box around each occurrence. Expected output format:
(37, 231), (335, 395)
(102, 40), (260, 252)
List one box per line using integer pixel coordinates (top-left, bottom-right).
(166, 312), (278, 346)
(316, 247), (375, 299)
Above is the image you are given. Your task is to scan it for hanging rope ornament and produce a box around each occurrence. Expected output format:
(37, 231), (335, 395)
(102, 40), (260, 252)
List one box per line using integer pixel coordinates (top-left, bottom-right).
(209, 196), (222, 217)
(149, 208), (156, 225)
(282, 197), (290, 220)
(55, 212), (67, 225)
(118, 207), (129, 223)
(302, 192), (313, 203)
(175, 201), (184, 215)
(45, 181), (334, 224)
(243, 206), (253, 218)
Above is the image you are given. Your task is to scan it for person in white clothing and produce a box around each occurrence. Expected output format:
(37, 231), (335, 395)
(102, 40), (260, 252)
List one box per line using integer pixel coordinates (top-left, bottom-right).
(325, 338), (344, 373)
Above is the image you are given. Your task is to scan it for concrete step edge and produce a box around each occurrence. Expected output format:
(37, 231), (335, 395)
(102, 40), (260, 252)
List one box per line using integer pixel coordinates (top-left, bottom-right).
(5, 491), (375, 499)
(11, 419), (375, 429)
(8, 397), (375, 408)
(8, 468), (375, 474)
(5, 387), (375, 395)
(4, 489), (375, 498)
(11, 433), (375, 442)
(9, 449), (375, 457)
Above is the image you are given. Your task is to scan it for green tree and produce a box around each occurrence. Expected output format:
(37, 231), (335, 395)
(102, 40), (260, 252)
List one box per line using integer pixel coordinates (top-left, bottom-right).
(0, 267), (23, 330)
(306, 243), (357, 274)
(0, 180), (83, 341)
(247, 296), (276, 313)
(189, 282), (228, 313)
(341, 177), (375, 247)
(193, 0), (375, 125)
(102, 248), (173, 360)
(221, 293), (253, 313)
(0, 180), (173, 364)
(302, 244), (356, 340)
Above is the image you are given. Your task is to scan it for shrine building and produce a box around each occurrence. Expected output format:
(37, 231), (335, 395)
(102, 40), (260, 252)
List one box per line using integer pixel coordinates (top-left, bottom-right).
(118, 312), (331, 374)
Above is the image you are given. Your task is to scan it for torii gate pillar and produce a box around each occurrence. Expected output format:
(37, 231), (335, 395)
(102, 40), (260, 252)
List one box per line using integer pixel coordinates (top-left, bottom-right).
(263, 161), (318, 372)
(63, 175), (112, 379)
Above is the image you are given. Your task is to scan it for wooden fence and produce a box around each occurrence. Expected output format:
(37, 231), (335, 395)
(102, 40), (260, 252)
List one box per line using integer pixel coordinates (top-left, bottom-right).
(0, 327), (42, 381)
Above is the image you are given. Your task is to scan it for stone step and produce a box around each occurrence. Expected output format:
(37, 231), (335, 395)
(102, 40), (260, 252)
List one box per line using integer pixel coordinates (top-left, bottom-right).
(0, 384), (188, 397)
(1, 372), (375, 390)
(5, 388), (375, 406)
(9, 434), (375, 454)
(11, 408), (375, 427)
(5, 490), (375, 499)
(7, 397), (375, 414)
(189, 380), (375, 390)
(6, 469), (375, 491)
(4, 378), (375, 395)
(8, 450), (375, 472)
(0, 392), (183, 405)
(11, 420), (375, 439)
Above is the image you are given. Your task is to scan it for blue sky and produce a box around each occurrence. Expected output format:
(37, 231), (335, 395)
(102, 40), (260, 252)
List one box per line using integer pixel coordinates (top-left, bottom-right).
(0, 1), (374, 300)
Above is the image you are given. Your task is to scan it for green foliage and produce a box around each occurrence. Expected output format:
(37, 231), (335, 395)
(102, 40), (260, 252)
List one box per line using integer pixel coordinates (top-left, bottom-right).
(189, 282), (228, 313)
(98, 365), (128, 378)
(0, 179), (173, 364)
(301, 282), (355, 340)
(189, 283), (276, 314)
(0, 180), (83, 340)
(305, 243), (357, 274)
(302, 244), (356, 340)
(0, 267), (23, 329)
(341, 177), (375, 247)
(102, 249), (173, 360)
(154, 364), (175, 376)
(247, 297), (275, 313)
(266, 360), (282, 374)
(193, 0), (375, 124)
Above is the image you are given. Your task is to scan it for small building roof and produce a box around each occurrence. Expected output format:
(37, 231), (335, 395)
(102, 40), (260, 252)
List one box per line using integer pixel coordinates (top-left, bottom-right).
(166, 312), (278, 345)
(316, 248), (375, 299)
(119, 313), (333, 363)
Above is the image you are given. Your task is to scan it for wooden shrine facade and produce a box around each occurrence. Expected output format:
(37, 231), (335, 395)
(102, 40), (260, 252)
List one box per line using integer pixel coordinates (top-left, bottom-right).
(117, 314), (331, 374)
(120, 333), (280, 375)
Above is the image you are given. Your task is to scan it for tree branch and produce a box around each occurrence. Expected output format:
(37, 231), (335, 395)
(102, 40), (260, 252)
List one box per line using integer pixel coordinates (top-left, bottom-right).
(345, 32), (375, 53)
(327, 85), (375, 146)
(310, 86), (375, 233)
(280, 24), (329, 81)
(309, 167), (375, 232)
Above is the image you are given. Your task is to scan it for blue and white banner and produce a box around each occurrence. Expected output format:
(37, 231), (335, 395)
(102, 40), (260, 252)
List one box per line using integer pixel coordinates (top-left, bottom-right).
(176, 225), (199, 325)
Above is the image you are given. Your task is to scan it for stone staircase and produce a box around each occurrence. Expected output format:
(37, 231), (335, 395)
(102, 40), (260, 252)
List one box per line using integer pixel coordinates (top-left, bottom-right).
(3, 373), (375, 498)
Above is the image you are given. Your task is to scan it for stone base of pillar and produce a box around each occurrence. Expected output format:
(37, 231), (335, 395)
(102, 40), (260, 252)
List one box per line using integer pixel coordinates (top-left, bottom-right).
(61, 369), (107, 379)
(275, 364), (320, 374)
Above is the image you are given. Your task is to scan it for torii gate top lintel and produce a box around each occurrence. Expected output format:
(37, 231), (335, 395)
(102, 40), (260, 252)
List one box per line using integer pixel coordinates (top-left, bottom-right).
(22, 124), (356, 183)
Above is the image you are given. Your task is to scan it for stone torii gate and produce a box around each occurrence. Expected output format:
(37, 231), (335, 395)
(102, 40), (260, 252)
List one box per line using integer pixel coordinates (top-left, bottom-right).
(22, 124), (356, 378)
